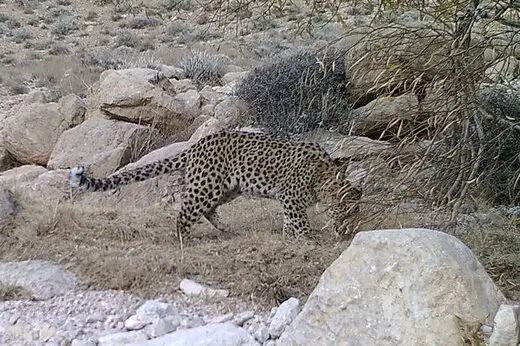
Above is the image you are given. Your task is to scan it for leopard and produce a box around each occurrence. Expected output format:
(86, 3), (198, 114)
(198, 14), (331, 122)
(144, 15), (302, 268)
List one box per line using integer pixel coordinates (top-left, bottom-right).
(68, 130), (362, 238)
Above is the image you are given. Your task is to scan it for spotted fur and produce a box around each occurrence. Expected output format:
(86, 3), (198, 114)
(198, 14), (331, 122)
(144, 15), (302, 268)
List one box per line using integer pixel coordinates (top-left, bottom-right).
(69, 131), (362, 237)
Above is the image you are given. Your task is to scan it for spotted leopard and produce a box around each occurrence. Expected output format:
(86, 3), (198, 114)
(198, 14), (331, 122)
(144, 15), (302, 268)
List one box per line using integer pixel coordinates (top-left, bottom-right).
(68, 131), (362, 237)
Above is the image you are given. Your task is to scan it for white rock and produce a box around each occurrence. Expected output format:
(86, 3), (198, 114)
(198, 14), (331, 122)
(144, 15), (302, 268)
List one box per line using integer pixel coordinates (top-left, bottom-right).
(0, 260), (77, 300)
(252, 323), (270, 343)
(233, 311), (255, 326)
(180, 316), (205, 329)
(48, 117), (154, 177)
(98, 330), (148, 346)
(481, 324), (493, 334)
(125, 315), (148, 331)
(2, 102), (78, 165)
(268, 298), (300, 338)
(128, 323), (259, 346)
(97, 68), (195, 130)
(38, 324), (57, 341)
(189, 117), (224, 142)
(135, 300), (175, 319)
(179, 279), (229, 298)
(489, 304), (520, 346)
(222, 71), (249, 85)
(205, 313), (234, 324)
(71, 339), (97, 346)
(173, 89), (201, 117)
(277, 229), (506, 346)
(148, 316), (180, 338)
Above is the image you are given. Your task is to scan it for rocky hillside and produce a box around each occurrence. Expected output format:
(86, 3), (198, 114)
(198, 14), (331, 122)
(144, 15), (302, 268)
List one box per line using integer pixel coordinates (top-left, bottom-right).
(0, 0), (520, 345)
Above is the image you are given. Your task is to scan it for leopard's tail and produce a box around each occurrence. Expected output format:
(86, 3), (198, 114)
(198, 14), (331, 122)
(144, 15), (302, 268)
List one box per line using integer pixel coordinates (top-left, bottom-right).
(69, 151), (188, 191)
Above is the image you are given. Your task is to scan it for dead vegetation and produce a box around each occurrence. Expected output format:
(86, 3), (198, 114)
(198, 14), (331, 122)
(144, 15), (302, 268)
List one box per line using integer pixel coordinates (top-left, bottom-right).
(1, 199), (344, 305)
(0, 284), (32, 301)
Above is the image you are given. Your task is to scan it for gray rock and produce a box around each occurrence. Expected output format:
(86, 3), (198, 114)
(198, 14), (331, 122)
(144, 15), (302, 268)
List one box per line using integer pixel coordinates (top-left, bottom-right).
(170, 78), (196, 94)
(158, 65), (186, 79)
(0, 260), (77, 300)
(48, 117), (154, 177)
(205, 313), (234, 324)
(277, 229), (506, 346)
(173, 89), (201, 118)
(489, 304), (520, 346)
(249, 323), (269, 343)
(268, 298), (299, 338)
(98, 330), (148, 346)
(129, 323), (259, 346)
(179, 278), (229, 298)
(148, 316), (180, 338)
(135, 300), (175, 319)
(58, 94), (86, 127)
(180, 316), (205, 329)
(3, 102), (78, 165)
(222, 71), (249, 85)
(97, 68), (195, 131)
(71, 339), (97, 346)
(189, 117), (224, 142)
(214, 96), (248, 127)
(233, 311), (255, 326)
(0, 187), (15, 230)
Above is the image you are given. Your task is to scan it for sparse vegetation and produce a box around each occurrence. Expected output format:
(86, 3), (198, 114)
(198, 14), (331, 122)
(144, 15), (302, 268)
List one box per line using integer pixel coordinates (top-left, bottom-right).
(163, 0), (194, 11)
(114, 30), (140, 48)
(9, 84), (29, 95)
(0, 284), (32, 301)
(52, 17), (80, 36)
(122, 16), (161, 29)
(49, 43), (71, 55)
(12, 28), (32, 43)
(181, 50), (224, 86)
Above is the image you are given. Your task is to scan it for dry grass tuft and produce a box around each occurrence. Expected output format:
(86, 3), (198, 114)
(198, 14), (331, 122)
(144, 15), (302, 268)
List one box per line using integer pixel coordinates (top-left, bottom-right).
(0, 284), (32, 301)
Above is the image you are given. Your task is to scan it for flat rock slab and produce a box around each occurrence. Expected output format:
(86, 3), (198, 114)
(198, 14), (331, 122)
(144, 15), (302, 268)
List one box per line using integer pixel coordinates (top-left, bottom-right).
(130, 322), (259, 346)
(0, 260), (78, 300)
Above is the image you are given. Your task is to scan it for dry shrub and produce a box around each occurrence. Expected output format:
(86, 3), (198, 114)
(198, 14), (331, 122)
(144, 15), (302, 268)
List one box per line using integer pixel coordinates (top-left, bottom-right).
(456, 212), (520, 301)
(236, 47), (349, 139)
(180, 50), (224, 86)
(0, 284), (32, 301)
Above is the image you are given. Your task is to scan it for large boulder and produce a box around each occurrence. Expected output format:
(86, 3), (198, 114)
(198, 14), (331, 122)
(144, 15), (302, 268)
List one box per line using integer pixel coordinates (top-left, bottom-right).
(0, 165), (68, 237)
(96, 68), (197, 131)
(2, 100), (84, 165)
(48, 117), (154, 177)
(349, 93), (420, 138)
(277, 228), (506, 346)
